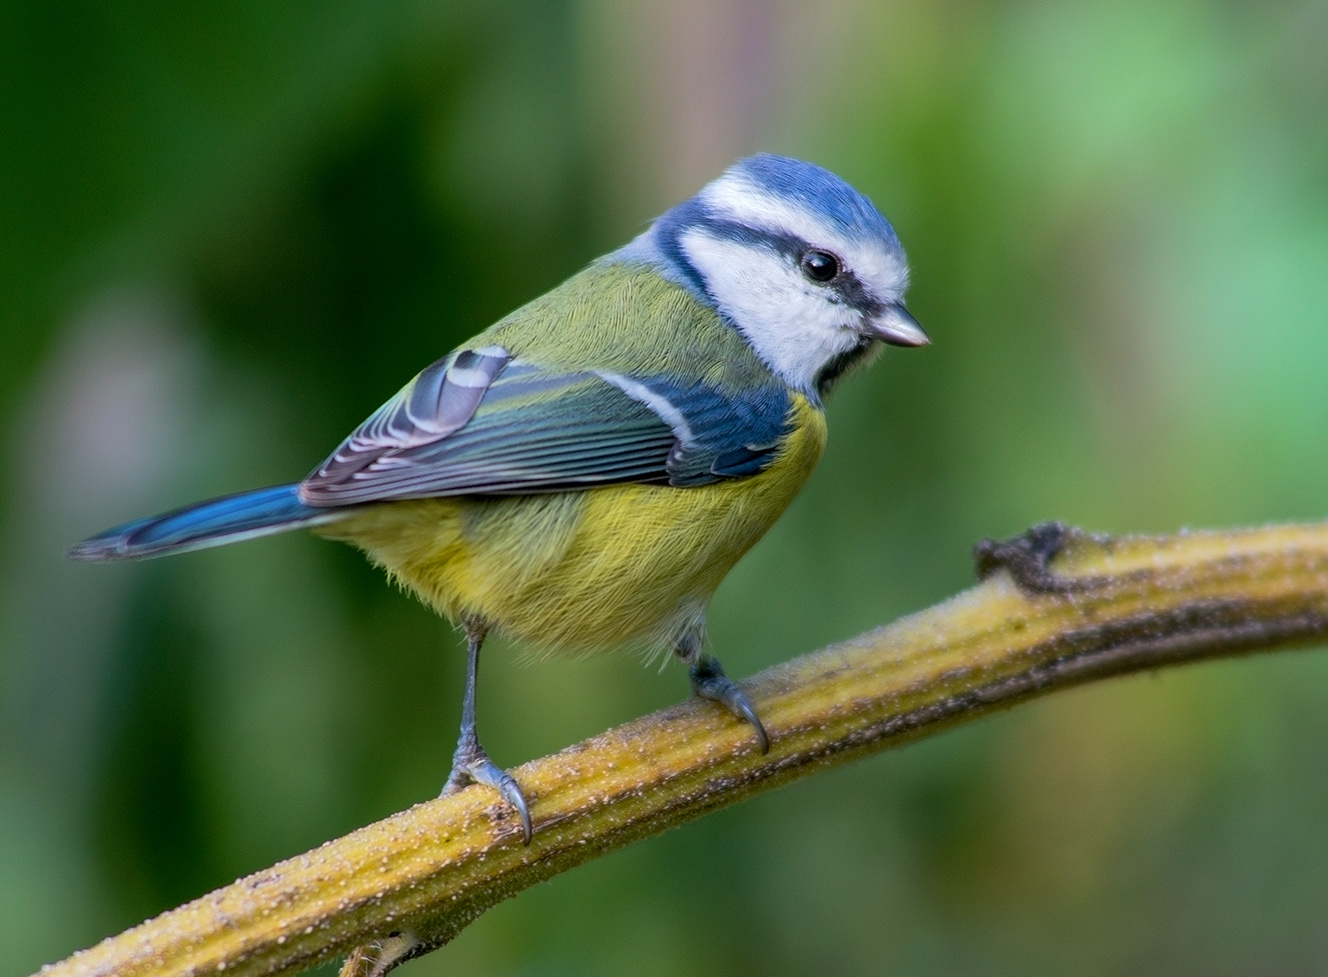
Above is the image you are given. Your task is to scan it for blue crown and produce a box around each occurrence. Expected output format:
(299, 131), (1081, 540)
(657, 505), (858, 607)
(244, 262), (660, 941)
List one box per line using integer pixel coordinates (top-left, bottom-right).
(608, 154), (902, 309)
(730, 154), (900, 249)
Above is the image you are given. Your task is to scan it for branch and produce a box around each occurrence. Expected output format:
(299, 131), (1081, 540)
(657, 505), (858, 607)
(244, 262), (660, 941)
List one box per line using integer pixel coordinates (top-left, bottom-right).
(37, 521), (1328, 977)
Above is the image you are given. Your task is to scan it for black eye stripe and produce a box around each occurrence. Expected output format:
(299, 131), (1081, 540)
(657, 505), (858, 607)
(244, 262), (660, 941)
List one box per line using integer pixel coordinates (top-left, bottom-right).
(685, 215), (886, 315)
(833, 270), (884, 315)
(695, 216), (808, 258)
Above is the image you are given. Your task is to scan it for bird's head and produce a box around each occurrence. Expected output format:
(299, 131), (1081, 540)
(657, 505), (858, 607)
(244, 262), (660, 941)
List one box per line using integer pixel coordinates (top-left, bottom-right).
(621, 153), (927, 398)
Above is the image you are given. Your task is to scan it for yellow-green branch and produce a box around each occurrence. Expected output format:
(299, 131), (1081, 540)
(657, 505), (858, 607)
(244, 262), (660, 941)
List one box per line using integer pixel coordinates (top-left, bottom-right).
(38, 522), (1328, 977)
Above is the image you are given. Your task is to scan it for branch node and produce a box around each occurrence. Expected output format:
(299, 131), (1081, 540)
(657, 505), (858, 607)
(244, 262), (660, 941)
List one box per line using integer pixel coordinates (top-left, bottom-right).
(973, 521), (1101, 593)
(338, 932), (426, 977)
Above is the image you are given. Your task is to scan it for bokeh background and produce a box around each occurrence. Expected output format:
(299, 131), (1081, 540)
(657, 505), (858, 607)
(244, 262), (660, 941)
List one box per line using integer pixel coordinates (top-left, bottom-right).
(4, 0), (1328, 973)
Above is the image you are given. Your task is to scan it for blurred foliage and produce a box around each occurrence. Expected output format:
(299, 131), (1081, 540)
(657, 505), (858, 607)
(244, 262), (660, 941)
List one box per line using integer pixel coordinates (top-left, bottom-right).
(3, 0), (1328, 974)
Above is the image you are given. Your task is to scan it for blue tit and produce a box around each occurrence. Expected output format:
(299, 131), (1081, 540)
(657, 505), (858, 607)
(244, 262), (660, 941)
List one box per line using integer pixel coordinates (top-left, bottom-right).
(71, 154), (928, 844)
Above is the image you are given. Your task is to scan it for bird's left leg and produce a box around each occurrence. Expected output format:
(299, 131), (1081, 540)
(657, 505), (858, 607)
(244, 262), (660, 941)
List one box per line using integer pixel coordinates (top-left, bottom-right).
(675, 630), (770, 754)
(442, 619), (532, 844)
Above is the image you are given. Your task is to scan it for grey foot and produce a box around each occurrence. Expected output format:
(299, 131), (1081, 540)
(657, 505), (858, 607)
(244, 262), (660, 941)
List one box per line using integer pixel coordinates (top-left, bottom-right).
(442, 737), (532, 845)
(689, 655), (770, 754)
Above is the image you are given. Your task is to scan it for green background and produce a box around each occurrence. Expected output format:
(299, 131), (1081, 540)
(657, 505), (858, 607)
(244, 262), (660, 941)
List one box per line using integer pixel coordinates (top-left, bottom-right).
(5, 1), (1328, 973)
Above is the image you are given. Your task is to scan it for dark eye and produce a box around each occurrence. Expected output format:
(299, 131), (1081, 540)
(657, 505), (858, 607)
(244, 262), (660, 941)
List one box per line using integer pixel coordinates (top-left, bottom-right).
(801, 250), (840, 283)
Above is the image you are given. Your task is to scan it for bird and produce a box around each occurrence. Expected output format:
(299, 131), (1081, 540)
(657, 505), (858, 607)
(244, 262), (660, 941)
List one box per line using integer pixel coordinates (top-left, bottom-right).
(70, 153), (928, 844)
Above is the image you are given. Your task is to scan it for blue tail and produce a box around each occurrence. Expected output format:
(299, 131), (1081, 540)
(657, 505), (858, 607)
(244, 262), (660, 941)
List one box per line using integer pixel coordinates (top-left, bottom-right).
(69, 484), (346, 562)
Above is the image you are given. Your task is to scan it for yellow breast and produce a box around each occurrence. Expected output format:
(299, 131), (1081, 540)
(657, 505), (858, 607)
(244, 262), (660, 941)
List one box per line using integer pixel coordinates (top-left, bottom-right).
(320, 396), (827, 654)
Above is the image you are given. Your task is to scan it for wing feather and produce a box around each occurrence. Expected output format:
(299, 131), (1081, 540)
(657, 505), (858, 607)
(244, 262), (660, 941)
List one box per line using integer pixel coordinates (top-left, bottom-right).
(299, 344), (796, 506)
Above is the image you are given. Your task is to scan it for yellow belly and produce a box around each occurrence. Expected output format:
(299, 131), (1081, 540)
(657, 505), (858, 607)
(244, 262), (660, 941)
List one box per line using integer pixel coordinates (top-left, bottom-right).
(319, 398), (827, 654)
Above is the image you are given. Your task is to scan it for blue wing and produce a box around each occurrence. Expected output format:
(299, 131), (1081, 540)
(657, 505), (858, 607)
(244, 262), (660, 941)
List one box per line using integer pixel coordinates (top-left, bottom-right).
(69, 345), (796, 560)
(298, 344), (795, 505)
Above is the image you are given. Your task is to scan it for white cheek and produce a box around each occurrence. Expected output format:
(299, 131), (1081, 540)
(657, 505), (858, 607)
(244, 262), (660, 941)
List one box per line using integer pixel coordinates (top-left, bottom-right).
(680, 229), (859, 392)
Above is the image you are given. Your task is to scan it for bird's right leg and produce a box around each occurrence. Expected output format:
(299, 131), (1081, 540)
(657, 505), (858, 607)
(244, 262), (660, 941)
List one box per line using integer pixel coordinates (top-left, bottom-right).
(674, 630), (770, 754)
(441, 619), (532, 844)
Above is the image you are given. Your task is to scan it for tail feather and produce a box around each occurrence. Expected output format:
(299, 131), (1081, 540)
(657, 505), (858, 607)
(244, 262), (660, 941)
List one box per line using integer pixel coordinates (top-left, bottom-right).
(69, 484), (345, 562)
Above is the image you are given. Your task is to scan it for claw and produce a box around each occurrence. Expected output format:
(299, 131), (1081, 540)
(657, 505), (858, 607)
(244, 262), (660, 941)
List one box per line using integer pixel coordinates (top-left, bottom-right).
(689, 655), (771, 754)
(443, 746), (532, 845)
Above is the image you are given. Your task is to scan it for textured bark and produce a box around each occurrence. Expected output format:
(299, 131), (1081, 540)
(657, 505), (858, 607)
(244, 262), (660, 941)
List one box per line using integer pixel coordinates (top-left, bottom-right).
(37, 522), (1328, 977)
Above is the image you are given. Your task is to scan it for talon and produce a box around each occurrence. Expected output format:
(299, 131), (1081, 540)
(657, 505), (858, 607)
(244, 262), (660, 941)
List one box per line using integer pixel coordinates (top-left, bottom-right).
(493, 770), (533, 845)
(689, 655), (771, 754)
(443, 742), (533, 844)
(722, 687), (771, 754)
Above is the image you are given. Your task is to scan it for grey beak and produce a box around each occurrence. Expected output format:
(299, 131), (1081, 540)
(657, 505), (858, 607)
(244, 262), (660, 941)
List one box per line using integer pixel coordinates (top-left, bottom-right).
(863, 305), (929, 347)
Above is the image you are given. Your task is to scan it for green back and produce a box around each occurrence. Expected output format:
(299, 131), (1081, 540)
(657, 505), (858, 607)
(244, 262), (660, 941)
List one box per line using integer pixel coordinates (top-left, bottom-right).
(475, 261), (777, 394)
